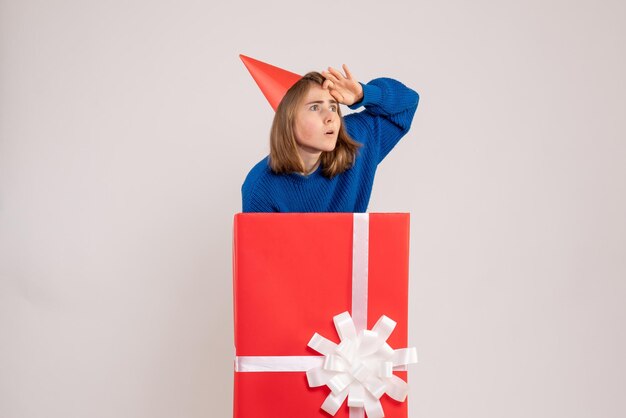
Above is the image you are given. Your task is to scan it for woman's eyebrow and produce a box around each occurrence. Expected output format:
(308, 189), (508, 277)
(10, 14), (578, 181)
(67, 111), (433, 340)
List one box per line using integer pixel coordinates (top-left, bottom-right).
(304, 99), (339, 105)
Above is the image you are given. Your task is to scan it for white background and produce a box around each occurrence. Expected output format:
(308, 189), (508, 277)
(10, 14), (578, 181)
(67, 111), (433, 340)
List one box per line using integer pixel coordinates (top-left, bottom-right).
(1, 0), (625, 417)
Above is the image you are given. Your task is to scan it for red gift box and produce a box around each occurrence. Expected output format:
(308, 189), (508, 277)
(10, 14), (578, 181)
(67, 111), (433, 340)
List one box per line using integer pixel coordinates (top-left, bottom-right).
(233, 213), (413, 418)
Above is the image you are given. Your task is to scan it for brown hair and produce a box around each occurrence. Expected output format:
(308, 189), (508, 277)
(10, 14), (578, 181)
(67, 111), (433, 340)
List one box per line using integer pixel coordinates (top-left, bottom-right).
(269, 72), (361, 178)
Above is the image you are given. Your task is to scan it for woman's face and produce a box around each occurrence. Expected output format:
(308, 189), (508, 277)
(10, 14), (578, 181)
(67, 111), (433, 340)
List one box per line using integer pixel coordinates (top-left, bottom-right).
(293, 84), (341, 155)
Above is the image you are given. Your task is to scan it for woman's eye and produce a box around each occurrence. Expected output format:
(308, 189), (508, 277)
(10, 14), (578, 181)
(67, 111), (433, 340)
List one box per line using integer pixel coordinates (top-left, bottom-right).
(310, 105), (319, 111)
(330, 105), (337, 112)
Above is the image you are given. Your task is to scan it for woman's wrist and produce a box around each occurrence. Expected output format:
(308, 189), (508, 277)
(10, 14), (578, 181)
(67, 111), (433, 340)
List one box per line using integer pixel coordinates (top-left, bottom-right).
(352, 83), (364, 104)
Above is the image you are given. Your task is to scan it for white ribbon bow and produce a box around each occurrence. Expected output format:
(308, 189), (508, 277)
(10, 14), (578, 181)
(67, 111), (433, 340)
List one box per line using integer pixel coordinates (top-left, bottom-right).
(306, 311), (418, 418)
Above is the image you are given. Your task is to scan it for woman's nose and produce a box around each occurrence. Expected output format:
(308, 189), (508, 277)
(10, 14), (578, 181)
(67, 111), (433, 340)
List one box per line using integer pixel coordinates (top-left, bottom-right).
(324, 110), (335, 123)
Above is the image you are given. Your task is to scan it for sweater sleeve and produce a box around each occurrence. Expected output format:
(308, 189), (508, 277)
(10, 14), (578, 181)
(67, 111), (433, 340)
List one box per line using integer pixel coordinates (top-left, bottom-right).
(242, 191), (273, 212)
(241, 160), (279, 213)
(242, 181), (278, 212)
(344, 77), (419, 162)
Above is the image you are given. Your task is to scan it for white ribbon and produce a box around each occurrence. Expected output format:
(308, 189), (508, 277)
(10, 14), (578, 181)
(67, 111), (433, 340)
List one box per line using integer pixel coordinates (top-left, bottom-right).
(234, 213), (418, 417)
(352, 213), (369, 332)
(235, 356), (324, 372)
(306, 312), (417, 418)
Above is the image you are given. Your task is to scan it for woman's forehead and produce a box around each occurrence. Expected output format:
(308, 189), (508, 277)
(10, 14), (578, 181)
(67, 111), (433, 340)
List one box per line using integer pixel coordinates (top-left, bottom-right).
(303, 84), (334, 102)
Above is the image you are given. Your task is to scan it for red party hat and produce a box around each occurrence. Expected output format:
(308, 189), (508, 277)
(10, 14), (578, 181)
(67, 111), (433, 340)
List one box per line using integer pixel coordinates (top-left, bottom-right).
(239, 54), (302, 111)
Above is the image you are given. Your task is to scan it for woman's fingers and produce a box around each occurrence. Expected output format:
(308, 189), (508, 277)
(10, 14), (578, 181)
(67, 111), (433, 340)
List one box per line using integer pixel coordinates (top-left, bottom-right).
(322, 69), (340, 84)
(327, 67), (346, 82)
(342, 64), (354, 80)
(323, 65), (358, 105)
(329, 89), (344, 103)
(323, 65), (355, 81)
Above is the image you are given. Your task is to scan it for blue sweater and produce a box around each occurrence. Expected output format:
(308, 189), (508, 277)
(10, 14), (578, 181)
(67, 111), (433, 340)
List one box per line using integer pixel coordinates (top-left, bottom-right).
(241, 78), (419, 212)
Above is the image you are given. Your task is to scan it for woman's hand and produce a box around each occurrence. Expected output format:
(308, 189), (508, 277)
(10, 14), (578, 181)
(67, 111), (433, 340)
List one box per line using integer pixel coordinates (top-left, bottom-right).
(322, 64), (364, 106)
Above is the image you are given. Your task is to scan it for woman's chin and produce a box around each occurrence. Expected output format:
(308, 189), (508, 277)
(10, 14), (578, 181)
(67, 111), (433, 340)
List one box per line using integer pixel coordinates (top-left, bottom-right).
(324, 140), (338, 151)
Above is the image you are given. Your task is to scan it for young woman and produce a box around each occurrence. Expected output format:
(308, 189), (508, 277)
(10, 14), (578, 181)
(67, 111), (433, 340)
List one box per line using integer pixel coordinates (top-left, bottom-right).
(242, 64), (419, 212)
